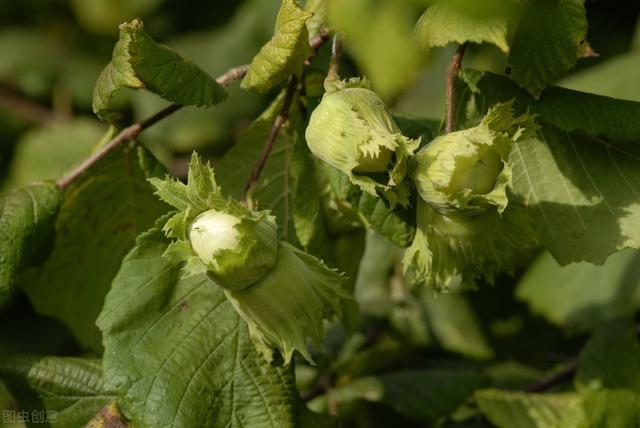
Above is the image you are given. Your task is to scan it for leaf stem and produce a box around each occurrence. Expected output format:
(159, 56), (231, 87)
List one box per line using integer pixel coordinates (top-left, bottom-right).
(242, 75), (299, 203)
(445, 43), (467, 133)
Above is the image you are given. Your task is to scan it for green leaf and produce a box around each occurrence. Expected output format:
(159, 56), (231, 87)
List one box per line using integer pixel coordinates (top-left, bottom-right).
(327, 0), (421, 99)
(4, 118), (105, 190)
(241, 0), (312, 93)
(507, 0), (587, 97)
(0, 182), (62, 299)
(0, 355), (116, 428)
(22, 144), (168, 352)
(475, 389), (585, 428)
(517, 250), (640, 331)
(216, 101), (330, 257)
(414, 0), (511, 53)
(580, 389), (640, 428)
(131, 0), (280, 152)
(322, 164), (415, 247)
(422, 291), (494, 360)
(576, 319), (640, 391)
(510, 127), (640, 265)
(316, 370), (488, 421)
(96, 224), (299, 428)
(462, 69), (640, 145)
(561, 52), (640, 102)
(92, 18), (227, 122)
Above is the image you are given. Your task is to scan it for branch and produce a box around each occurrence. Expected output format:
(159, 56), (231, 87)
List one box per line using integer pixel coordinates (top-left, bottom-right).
(0, 86), (66, 124)
(56, 65), (250, 190)
(524, 359), (577, 393)
(242, 75), (299, 202)
(57, 104), (182, 189)
(56, 31), (330, 191)
(445, 43), (467, 134)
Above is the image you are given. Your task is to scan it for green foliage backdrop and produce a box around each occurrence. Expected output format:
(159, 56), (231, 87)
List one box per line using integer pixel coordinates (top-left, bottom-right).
(1, 1), (640, 427)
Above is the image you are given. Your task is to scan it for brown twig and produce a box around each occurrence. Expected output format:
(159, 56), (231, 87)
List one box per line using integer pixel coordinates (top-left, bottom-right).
(242, 75), (299, 202)
(56, 64), (251, 190)
(56, 104), (182, 189)
(445, 43), (467, 133)
(0, 86), (66, 124)
(524, 359), (577, 393)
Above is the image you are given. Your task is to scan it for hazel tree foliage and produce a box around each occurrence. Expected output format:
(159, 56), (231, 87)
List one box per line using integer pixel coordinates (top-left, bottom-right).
(2, 0), (640, 427)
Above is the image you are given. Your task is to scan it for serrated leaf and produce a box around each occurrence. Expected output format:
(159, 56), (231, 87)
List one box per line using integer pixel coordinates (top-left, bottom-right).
(414, 0), (512, 52)
(475, 389), (585, 428)
(0, 355), (116, 428)
(225, 241), (347, 364)
(507, 0), (588, 97)
(96, 224), (298, 428)
(21, 144), (168, 352)
(576, 319), (640, 392)
(462, 69), (640, 145)
(241, 0), (312, 93)
(315, 370), (487, 421)
(131, 0), (281, 152)
(92, 18), (227, 122)
(517, 250), (640, 331)
(0, 182), (62, 299)
(510, 127), (640, 265)
(460, 71), (640, 264)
